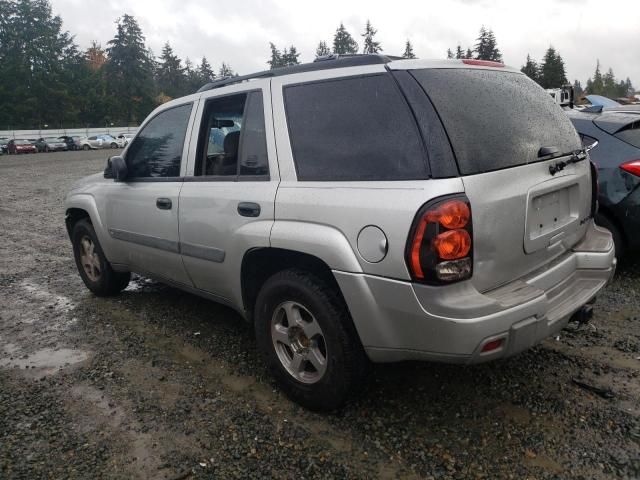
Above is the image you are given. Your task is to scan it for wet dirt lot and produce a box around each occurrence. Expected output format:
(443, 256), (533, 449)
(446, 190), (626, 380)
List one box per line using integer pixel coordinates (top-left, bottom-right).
(1, 150), (639, 479)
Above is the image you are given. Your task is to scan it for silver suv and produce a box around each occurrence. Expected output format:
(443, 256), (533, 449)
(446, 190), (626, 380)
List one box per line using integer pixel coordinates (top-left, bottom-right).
(65, 55), (616, 410)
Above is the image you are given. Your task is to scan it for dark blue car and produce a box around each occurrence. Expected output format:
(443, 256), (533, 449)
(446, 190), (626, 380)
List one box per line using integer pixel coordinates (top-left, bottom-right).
(569, 110), (640, 256)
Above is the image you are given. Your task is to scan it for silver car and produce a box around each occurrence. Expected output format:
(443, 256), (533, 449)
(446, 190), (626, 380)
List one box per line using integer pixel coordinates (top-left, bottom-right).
(65, 55), (616, 410)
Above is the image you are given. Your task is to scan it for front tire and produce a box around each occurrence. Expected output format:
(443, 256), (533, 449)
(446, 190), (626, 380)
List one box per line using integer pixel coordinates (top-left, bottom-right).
(71, 219), (130, 296)
(110, 142), (118, 149)
(254, 269), (368, 411)
(82, 144), (90, 151)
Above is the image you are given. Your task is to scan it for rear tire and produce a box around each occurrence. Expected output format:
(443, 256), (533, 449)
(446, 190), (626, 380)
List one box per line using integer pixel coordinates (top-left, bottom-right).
(596, 213), (625, 258)
(110, 142), (118, 149)
(254, 268), (368, 411)
(71, 219), (130, 296)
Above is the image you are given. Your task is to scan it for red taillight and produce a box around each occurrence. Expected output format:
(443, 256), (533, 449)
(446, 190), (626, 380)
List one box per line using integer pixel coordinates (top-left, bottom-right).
(462, 59), (505, 68)
(621, 160), (640, 177)
(406, 196), (473, 284)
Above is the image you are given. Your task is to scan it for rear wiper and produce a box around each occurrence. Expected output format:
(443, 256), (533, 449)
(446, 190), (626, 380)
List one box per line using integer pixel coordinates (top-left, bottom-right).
(538, 146), (587, 175)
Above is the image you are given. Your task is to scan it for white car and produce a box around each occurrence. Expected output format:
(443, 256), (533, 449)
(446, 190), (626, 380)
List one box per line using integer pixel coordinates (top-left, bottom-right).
(116, 133), (135, 146)
(77, 134), (124, 150)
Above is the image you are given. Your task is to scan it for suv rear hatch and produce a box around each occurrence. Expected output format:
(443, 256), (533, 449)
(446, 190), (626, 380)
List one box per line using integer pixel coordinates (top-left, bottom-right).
(406, 66), (591, 292)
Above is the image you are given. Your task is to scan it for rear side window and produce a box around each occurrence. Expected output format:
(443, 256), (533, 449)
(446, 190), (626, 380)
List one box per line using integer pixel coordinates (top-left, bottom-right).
(127, 103), (192, 178)
(615, 123), (640, 149)
(411, 69), (581, 175)
(284, 74), (429, 181)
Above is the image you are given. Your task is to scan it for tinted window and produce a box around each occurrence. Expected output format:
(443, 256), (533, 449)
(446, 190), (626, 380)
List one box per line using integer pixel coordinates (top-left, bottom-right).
(284, 74), (428, 181)
(127, 103), (192, 178)
(411, 69), (581, 175)
(615, 123), (640, 149)
(195, 91), (269, 178)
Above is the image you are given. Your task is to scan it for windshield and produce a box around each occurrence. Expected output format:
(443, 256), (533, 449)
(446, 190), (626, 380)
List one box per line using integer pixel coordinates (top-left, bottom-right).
(45, 137), (59, 142)
(410, 68), (581, 175)
(15, 140), (30, 145)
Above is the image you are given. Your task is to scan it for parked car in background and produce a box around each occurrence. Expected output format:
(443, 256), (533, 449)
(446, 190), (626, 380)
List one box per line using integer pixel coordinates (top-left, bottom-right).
(35, 137), (68, 152)
(117, 133), (135, 146)
(0, 138), (9, 153)
(569, 110), (640, 257)
(77, 134), (122, 150)
(65, 55), (615, 410)
(8, 139), (37, 154)
(58, 135), (80, 151)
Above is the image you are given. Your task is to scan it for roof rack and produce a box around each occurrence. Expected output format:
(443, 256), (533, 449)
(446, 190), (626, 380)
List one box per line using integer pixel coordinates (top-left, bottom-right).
(196, 54), (397, 93)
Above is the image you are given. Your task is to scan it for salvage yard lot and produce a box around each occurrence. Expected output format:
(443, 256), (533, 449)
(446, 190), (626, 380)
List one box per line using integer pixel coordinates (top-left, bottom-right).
(0, 151), (639, 479)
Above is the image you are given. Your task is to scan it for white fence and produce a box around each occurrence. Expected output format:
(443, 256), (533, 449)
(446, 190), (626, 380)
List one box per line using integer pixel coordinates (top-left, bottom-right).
(0, 126), (138, 140)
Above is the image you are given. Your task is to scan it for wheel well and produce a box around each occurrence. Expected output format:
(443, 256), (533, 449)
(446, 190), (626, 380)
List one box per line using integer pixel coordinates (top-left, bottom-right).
(65, 208), (90, 237)
(241, 248), (343, 321)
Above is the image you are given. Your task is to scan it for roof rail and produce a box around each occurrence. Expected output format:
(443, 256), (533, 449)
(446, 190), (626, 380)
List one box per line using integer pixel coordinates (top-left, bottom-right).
(196, 54), (397, 93)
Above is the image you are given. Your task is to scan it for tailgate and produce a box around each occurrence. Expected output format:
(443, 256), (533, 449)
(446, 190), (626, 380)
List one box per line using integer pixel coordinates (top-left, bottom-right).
(462, 157), (591, 292)
(406, 66), (589, 292)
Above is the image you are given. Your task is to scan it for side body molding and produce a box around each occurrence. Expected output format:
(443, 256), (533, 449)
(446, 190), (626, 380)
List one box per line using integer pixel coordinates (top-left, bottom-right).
(269, 221), (363, 273)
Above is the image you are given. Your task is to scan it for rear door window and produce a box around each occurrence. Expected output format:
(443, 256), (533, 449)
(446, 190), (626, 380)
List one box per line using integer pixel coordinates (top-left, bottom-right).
(283, 74), (429, 181)
(615, 122), (640, 148)
(410, 69), (581, 175)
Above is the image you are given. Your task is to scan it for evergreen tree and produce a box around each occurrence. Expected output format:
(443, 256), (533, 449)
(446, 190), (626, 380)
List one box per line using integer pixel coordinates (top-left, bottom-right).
(361, 20), (382, 54)
(332, 23), (358, 54)
(455, 45), (464, 59)
(156, 42), (185, 99)
(538, 46), (567, 89)
(198, 56), (216, 83)
(446, 48), (453, 59)
(603, 67), (616, 97)
(316, 41), (331, 58)
(590, 60), (604, 94)
(267, 42), (282, 69)
(403, 40), (416, 59)
(465, 48), (473, 59)
(573, 79), (583, 98)
(105, 14), (155, 124)
(474, 26), (502, 61)
(0, 0), (81, 128)
(184, 58), (202, 92)
(521, 54), (539, 83)
(219, 62), (234, 77)
(282, 45), (300, 66)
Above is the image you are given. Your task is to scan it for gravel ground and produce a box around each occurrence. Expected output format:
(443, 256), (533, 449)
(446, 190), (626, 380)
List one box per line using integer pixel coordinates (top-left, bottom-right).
(0, 150), (639, 479)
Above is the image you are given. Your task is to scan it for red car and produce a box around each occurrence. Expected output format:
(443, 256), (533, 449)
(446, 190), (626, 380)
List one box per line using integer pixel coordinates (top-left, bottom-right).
(8, 139), (37, 154)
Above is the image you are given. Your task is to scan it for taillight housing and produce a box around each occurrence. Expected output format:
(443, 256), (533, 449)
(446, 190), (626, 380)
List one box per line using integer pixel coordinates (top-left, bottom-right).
(405, 195), (473, 284)
(620, 160), (640, 177)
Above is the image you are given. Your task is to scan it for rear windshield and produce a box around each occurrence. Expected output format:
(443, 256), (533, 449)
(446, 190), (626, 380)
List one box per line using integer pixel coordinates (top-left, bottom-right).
(410, 69), (581, 175)
(615, 123), (640, 149)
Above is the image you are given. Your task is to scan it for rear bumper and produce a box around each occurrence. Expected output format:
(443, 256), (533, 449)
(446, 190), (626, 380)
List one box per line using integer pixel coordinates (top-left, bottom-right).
(335, 222), (615, 364)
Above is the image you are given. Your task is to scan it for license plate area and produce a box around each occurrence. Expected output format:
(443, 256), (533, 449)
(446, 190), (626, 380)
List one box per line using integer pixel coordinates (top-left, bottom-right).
(524, 181), (580, 253)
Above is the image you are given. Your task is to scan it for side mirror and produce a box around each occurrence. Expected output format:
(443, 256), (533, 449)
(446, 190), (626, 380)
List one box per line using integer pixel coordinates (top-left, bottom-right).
(104, 155), (128, 181)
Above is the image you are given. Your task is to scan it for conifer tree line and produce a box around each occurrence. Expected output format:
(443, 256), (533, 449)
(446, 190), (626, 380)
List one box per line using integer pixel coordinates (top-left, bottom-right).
(0, 0), (236, 128)
(1, 1), (636, 130)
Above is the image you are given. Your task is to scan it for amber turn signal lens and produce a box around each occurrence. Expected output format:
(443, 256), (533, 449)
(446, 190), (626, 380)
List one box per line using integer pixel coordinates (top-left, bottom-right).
(433, 229), (471, 260)
(426, 200), (470, 229)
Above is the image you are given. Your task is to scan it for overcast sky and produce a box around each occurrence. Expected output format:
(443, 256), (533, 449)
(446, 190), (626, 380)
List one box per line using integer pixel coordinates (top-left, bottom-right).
(51, 0), (639, 86)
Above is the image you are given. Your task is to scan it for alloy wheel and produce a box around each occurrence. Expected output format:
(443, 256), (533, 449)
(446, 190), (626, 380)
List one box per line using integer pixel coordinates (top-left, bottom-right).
(79, 235), (101, 282)
(271, 301), (328, 384)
